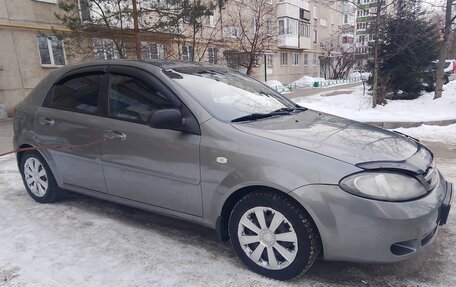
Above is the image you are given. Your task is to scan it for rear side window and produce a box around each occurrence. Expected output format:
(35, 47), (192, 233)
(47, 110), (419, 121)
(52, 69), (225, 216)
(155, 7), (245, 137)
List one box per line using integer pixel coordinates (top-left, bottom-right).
(109, 74), (174, 123)
(51, 74), (104, 114)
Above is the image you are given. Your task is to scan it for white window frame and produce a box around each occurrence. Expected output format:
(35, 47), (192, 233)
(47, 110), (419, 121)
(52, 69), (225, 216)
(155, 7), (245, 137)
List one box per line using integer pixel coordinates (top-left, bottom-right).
(182, 45), (193, 61)
(312, 53), (317, 66)
(266, 20), (273, 36)
(208, 47), (218, 64)
(320, 18), (327, 26)
(280, 52), (288, 66)
(142, 42), (165, 61)
(292, 53), (300, 66)
(266, 54), (273, 66)
(37, 35), (66, 67)
(303, 53), (308, 66)
(206, 11), (215, 27)
(93, 38), (122, 60)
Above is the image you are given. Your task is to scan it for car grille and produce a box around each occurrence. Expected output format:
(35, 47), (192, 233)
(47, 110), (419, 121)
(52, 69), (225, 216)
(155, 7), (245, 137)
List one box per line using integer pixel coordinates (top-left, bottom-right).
(423, 160), (438, 191)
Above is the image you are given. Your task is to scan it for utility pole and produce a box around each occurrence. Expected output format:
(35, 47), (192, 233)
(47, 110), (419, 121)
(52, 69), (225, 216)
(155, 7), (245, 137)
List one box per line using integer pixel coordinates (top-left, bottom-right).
(132, 0), (141, 60)
(372, 0), (381, 107)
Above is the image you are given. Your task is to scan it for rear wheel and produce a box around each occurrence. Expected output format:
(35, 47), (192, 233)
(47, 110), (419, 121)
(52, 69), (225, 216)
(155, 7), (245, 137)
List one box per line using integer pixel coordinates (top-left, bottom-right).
(19, 151), (63, 203)
(229, 191), (321, 280)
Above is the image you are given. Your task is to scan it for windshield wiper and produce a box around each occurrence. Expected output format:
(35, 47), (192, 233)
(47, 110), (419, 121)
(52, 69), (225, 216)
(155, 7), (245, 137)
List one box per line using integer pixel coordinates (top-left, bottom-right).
(272, 106), (307, 113)
(231, 111), (292, 123)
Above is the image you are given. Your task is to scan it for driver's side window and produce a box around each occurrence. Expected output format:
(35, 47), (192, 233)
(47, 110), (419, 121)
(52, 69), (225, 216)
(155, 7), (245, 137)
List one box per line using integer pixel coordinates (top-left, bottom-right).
(109, 74), (174, 123)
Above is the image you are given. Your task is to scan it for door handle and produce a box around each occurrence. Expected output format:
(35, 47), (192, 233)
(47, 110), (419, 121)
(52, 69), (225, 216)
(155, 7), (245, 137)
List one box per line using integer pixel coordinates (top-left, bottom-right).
(39, 117), (55, 126)
(104, 130), (127, 141)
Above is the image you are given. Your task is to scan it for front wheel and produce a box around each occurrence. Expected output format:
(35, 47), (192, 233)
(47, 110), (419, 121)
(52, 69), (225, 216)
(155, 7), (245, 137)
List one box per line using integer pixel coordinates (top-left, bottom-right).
(229, 191), (321, 280)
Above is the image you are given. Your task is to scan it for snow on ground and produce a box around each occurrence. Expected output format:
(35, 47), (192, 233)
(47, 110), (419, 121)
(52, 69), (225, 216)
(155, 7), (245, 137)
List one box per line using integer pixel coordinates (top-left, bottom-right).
(1, 122), (456, 286)
(293, 81), (456, 122)
(265, 80), (291, 93)
(0, 152), (454, 287)
(394, 124), (456, 147)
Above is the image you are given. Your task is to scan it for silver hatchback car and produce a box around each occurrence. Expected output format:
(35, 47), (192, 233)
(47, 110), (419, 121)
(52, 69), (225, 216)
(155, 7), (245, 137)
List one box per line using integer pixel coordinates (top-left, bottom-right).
(13, 61), (452, 280)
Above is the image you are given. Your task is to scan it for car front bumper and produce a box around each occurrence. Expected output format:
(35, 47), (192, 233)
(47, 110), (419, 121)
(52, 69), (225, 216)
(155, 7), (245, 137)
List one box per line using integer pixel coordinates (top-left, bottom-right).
(291, 172), (453, 263)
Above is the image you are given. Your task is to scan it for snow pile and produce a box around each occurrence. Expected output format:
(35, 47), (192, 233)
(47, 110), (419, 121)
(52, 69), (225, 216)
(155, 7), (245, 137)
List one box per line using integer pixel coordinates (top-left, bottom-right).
(265, 80), (290, 93)
(394, 124), (456, 146)
(293, 81), (456, 122)
(291, 76), (326, 87)
(349, 72), (370, 80)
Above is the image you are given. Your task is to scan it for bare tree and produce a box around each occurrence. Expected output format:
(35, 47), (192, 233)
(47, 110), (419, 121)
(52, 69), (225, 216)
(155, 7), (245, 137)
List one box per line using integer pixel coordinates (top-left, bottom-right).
(224, 0), (275, 75)
(56, 0), (185, 60)
(319, 30), (358, 79)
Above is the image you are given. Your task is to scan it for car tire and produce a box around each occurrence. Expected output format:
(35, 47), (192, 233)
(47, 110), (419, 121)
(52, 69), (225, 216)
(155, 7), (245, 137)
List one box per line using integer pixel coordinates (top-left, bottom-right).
(229, 190), (321, 280)
(19, 151), (64, 203)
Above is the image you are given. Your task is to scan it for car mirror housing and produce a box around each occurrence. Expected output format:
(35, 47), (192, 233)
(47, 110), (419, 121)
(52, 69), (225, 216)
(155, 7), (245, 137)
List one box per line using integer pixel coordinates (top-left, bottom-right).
(147, 108), (185, 131)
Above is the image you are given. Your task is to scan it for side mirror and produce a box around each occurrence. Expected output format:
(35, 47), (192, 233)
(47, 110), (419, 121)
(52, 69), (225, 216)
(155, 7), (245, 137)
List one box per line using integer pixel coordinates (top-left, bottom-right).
(147, 108), (185, 131)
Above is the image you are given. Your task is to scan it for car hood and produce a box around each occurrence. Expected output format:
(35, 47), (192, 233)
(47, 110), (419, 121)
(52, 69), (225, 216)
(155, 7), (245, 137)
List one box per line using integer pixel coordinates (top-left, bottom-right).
(232, 110), (419, 165)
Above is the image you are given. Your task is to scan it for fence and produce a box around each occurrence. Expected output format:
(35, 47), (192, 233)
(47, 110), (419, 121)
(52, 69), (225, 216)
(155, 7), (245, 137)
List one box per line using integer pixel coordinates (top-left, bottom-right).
(269, 76), (365, 93)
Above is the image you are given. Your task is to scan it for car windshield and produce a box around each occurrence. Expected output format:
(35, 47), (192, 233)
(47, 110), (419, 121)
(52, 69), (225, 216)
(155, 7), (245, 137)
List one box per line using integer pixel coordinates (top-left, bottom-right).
(164, 67), (298, 122)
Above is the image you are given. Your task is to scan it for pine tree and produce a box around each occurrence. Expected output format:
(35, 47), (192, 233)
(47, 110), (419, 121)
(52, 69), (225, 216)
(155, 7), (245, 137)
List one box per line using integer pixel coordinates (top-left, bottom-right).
(376, 0), (440, 100)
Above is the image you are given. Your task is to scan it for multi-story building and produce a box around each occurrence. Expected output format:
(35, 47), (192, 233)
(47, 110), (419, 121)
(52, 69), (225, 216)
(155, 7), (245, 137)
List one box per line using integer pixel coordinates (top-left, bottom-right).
(340, 0), (356, 53)
(266, 0), (344, 83)
(0, 0), (69, 115)
(0, 0), (348, 115)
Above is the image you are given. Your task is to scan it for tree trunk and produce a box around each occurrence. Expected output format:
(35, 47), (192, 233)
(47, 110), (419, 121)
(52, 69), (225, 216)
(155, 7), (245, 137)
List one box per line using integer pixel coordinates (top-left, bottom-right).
(434, 0), (453, 99)
(132, 0), (141, 60)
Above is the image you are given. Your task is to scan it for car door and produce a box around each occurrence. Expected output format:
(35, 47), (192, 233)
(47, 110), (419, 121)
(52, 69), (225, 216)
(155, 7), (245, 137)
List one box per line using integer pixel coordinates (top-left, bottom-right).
(34, 67), (107, 193)
(99, 66), (202, 216)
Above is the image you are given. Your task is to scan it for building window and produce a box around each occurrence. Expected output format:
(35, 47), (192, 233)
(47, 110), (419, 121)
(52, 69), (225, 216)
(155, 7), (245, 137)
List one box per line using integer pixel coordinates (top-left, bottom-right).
(266, 54), (273, 66)
(280, 52), (288, 66)
(182, 45), (193, 61)
(313, 6), (318, 19)
(206, 11), (215, 27)
(142, 42), (165, 61)
(266, 20), (273, 36)
(278, 18), (298, 35)
(344, 14), (349, 24)
(37, 35), (66, 67)
(266, 0), (272, 3)
(224, 26), (242, 37)
(93, 38), (122, 60)
(313, 30), (318, 43)
(278, 19), (285, 35)
(312, 53), (317, 65)
(208, 47), (218, 64)
(292, 53), (300, 66)
(299, 22), (310, 37)
(303, 53), (308, 65)
(320, 18), (327, 26)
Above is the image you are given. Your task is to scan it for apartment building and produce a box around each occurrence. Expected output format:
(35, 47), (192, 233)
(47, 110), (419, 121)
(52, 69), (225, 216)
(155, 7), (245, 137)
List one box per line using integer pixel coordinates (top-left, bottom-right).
(341, 1), (356, 53)
(266, 0), (345, 83)
(0, 0), (348, 115)
(0, 0), (69, 115)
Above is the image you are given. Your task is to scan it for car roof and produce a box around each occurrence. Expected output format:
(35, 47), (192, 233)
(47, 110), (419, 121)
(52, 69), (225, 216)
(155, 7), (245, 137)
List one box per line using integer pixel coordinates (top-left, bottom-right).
(53, 60), (224, 74)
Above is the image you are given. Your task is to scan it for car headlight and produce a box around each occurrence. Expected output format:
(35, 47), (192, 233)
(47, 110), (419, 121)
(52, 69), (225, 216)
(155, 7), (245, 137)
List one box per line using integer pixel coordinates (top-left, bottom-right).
(339, 172), (427, 201)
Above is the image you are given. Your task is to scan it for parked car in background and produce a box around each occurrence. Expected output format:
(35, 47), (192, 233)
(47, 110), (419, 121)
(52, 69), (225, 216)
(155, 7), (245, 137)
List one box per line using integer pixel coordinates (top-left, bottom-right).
(13, 61), (452, 280)
(423, 63), (450, 92)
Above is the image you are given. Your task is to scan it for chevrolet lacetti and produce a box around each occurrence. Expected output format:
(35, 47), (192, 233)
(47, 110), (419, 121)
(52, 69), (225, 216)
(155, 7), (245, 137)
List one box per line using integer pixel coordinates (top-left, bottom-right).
(13, 61), (453, 280)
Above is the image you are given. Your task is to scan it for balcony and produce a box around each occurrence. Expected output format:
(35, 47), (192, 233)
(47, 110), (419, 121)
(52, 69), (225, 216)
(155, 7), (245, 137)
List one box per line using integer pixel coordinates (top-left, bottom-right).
(278, 34), (311, 49)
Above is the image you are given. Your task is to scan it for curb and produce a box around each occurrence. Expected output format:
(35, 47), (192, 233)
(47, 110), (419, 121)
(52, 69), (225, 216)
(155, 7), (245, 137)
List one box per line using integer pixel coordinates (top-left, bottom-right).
(367, 119), (456, 129)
